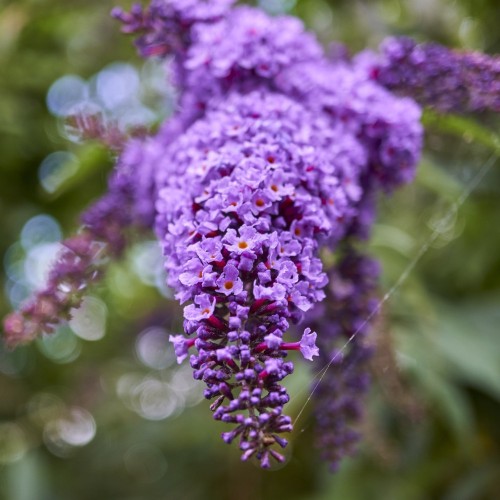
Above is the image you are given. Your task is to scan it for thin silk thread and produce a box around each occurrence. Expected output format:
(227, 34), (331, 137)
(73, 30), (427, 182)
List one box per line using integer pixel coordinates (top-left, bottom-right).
(292, 151), (498, 427)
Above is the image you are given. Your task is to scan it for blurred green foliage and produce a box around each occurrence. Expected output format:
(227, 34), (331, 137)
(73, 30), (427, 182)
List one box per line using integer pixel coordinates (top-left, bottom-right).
(0, 0), (499, 499)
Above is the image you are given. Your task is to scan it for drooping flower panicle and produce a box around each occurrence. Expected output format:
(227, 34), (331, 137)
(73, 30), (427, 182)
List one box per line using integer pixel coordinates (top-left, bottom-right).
(154, 89), (370, 465)
(3, 232), (106, 347)
(374, 36), (500, 114)
(306, 250), (380, 470)
(3, 146), (152, 346)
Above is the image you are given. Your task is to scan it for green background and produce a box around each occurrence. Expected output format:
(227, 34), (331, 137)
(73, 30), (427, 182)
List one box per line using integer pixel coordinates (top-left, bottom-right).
(0, 0), (499, 498)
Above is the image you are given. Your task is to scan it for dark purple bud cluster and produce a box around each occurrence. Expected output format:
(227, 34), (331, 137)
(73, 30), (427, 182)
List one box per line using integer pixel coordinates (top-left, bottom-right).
(306, 250), (379, 470)
(111, 0), (235, 58)
(3, 153), (147, 345)
(374, 36), (500, 113)
(3, 232), (105, 347)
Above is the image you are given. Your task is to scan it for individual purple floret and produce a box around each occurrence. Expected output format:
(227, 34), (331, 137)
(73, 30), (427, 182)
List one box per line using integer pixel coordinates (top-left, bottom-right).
(373, 36), (500, 113)
(306, 250), (380, 471)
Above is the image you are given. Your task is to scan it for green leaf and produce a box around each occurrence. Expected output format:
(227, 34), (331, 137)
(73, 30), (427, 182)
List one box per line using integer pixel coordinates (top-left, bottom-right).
(396, 327), (475, 442)
(422, 110), (500, 156)
(430, 296), (500, 401)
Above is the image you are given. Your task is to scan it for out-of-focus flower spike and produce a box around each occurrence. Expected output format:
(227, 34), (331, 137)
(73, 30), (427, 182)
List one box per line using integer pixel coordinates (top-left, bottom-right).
(111, 4), (148, 34)
(2, 232), (107, 348)
(2, 139), (152, 347)
(374, 36), (500, 113)
(306, 250), (379, 471)
(112, 0), (236, 60)
(64, 106), (149, 152)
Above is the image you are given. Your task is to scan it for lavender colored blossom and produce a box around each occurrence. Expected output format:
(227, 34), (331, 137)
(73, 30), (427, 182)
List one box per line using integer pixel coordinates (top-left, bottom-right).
(298, 328), (320, 361)
(112, 0), (236, 58)
(169, 334), (196, 363)
(114, 2), (324, 128)
(185, 6), (322, 81)
(275, 59), (423, 193)
(374, 37), (500, 113)
(156, 89), (368, 465)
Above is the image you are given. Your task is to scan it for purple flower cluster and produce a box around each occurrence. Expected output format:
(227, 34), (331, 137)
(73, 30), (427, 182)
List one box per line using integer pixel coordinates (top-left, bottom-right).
(3, 0), (437, 469)
(374, 36), (500, 113)
(275, 58), (423, 193)
(112, 0), (236, 58)
(114, 1), (324, 129)
(155, 89), (370, 465)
